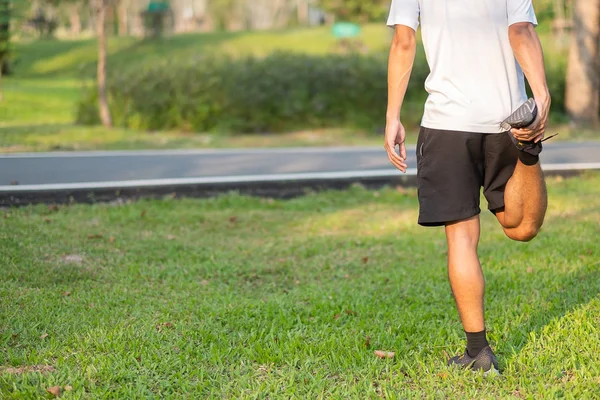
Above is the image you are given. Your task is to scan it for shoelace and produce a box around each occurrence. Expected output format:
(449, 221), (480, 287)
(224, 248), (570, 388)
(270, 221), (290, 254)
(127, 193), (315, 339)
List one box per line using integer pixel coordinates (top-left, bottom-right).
(518, 132), (559, 147)
(541, 133), (559, 142)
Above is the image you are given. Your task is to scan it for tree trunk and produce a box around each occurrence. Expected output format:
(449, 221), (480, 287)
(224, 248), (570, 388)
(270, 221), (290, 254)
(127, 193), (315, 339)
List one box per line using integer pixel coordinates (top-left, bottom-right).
(97, 0), (112, 127)
(565, 0), (600, 127)
(69, 3), (82, 36)
(297, 0), (308, 26)
(117, 0), (128, 36)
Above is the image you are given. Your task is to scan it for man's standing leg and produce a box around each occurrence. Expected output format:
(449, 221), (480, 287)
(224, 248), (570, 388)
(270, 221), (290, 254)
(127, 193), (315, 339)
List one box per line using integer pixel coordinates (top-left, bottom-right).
(445, 216), (490, 358)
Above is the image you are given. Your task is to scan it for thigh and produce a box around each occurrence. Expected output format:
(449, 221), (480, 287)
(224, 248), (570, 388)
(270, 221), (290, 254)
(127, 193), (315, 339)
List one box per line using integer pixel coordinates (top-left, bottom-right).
(483, 132), (518, 212)
(416, 128), (485, 227)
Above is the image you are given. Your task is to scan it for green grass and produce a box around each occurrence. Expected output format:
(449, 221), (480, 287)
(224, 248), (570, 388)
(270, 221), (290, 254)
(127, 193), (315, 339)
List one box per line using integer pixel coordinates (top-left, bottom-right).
(1, 24), (596, 153)
(12, 25), (392, 79)
(2, 25), (395, 152)
(1, 173), (600, 398)
(0, 80), (383, 152)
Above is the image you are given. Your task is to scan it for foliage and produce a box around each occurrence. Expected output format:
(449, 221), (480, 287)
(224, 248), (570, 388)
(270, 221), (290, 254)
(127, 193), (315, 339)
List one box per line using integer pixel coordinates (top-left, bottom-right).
(315, 0), (390, 23)
(75, 45), (573, 134)
(1, 173), (600, 397)
(76, 51), (429, 133)
(0, 0), (10, 69)
(207, 0), (241, 31)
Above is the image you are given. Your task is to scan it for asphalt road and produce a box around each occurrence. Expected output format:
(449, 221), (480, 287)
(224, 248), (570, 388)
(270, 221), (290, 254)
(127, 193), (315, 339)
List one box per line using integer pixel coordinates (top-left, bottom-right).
(2, 141), (600, 186)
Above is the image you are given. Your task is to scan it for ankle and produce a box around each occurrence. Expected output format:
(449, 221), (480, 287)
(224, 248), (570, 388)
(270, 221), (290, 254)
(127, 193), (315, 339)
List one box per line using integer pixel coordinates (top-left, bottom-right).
(517, 151), (539, 166)
(465, 329), (489, 357)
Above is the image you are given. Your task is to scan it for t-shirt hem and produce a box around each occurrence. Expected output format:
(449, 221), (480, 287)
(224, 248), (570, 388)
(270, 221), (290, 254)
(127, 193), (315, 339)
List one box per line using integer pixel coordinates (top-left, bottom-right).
(386, 17), (419, 31)
(421, 120), (505, 134)
(508, 16), (538, 27)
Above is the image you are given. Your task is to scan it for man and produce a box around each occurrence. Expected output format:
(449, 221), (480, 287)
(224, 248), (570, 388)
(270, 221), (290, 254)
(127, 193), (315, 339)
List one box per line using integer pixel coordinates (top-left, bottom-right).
(385, 0), (551, 373)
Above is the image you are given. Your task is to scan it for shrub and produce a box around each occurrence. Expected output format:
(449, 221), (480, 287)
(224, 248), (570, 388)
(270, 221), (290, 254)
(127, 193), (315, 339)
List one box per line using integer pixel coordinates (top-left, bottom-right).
(76, 51), (430, 133)
(76, 49), (569, 133)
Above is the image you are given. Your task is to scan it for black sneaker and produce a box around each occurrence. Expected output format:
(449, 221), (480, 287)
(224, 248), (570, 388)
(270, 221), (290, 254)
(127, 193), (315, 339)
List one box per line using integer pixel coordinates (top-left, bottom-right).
(500, 98), (558, 157)
(448, 346), (500, 375)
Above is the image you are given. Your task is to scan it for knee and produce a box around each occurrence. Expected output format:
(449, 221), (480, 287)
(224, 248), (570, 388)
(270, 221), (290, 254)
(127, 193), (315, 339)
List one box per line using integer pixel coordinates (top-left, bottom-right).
(505, 225), (539, 242)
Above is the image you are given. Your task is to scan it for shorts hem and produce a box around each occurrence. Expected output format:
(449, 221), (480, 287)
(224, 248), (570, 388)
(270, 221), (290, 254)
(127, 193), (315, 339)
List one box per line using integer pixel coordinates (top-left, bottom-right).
(488, 203), (505, 214)
(418, 208), (481, 227)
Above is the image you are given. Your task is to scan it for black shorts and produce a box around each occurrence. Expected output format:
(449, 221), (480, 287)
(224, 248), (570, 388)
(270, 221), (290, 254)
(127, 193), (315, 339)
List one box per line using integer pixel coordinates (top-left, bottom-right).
(416, 127), (518, 227)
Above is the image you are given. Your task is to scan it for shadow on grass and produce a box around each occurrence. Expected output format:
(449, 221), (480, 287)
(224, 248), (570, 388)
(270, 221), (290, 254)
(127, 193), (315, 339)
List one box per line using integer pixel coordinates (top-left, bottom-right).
(0, 123), (74, 135)
(14, 31), (247, 79)
(482, 205), (600, 361)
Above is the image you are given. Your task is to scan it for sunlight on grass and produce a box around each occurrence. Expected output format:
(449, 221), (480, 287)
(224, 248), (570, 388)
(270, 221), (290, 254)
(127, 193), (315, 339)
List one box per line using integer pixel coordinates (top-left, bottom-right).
(1, 173), (599, 397)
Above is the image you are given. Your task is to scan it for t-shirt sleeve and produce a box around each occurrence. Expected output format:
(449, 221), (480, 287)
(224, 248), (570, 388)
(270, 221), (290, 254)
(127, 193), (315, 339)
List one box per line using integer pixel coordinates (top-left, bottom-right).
(386, 0), (420, 31)
(507, 0), (538, 27)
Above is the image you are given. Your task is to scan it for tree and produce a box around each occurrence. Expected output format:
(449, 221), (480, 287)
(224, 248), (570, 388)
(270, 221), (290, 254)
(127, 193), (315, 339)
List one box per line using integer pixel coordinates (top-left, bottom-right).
(0, 0), (10, 101)
(94, 0), (111, 127)
(565, 0), (600, 127)
(315, 0), (388, 23)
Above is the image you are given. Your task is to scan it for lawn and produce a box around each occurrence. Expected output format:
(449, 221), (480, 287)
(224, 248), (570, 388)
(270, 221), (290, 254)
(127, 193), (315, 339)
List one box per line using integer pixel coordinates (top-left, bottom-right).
(2, 24), (595, 153)
(1, 173), (599, 398)
(1, 25), (394, 153)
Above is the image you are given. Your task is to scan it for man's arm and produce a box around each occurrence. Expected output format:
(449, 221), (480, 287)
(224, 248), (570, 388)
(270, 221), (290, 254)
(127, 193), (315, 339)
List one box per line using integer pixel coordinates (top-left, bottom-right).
(384, 25), (416, 172)
(508, 22), (550, 142)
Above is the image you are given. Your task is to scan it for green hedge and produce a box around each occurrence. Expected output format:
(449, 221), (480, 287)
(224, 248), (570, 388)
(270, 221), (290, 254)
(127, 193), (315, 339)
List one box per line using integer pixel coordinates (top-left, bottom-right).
(76, 51), (430, 133)
(76, 50), (568, 133)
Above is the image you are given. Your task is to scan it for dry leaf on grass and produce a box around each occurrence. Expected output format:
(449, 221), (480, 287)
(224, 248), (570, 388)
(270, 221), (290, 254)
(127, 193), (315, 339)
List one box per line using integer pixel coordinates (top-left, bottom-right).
(166, 235), (177, 240)
(374, 350), (395, 359)
(109, 236), (115, 243)
(229, 216), (238, 223)
(63, 292), (71, 297)
(46, 385), (61, 397)
(362, 256), (369, 264)
(155, 322), (174, 331)
(40, 333), (48, 339)
(1, 365), (55, 374)
(526, 267), (533, 273)
(87, 234), (103, 239)
(48, 205), (59, 212)
(64, 385), (73, 391)
(141, 210), (147, 218)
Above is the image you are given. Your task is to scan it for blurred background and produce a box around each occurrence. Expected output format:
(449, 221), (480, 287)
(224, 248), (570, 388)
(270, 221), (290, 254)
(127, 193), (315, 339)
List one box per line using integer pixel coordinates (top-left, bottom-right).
(0, 0), (598, 152)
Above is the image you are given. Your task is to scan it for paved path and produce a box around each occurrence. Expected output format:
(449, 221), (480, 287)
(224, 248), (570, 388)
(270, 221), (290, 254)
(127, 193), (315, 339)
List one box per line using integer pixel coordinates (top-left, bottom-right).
(1, 141), (599, 187)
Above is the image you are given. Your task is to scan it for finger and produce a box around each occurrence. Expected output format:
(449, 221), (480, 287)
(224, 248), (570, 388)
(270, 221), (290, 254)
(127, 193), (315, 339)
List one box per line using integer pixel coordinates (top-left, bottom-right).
(533, 133), (545, 143)
(511, 127), (531, 137)
(387, 155), (406, 172)
(385, 149), (407, 172)
(399, 142), (407, 160)
(385, 141), (405, 162)
(387, 152), (407, 172)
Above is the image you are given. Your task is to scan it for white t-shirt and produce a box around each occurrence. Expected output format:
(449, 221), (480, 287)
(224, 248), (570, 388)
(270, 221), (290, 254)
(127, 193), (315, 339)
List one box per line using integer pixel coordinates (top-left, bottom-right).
(387, 0), (538, 133)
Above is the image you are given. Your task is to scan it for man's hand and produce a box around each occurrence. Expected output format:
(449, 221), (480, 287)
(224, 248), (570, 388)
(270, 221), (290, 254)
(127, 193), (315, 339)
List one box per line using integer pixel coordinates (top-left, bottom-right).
(511, 96), (550, 143)
(384, 119), (408, 172)
(508, 22), (551, 144)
